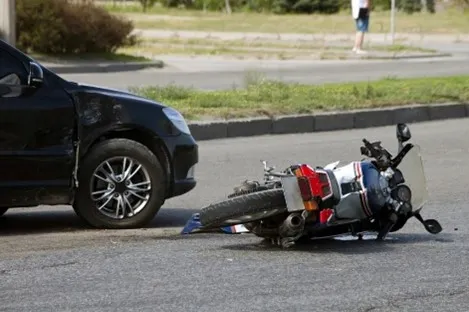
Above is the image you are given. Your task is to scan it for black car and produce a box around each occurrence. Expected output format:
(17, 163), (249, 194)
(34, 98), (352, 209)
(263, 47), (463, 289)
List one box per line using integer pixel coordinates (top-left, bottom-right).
(0, 39), (198, 228)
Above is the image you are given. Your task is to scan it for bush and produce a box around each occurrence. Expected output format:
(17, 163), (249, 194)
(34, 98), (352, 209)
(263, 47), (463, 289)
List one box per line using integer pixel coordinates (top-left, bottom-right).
(138, 0), (158, 12)
(16, 0), (136, 55)
(161, 0), (341, 13)
(159, 0), (439, 13)
(243, 0), (277, 12)
(191, 0), (229, 10)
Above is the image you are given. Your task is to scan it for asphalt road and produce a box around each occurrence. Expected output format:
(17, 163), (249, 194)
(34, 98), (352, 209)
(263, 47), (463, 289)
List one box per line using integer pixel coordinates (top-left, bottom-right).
(59, 56), (469, 91)
(1, 119), (469, 312)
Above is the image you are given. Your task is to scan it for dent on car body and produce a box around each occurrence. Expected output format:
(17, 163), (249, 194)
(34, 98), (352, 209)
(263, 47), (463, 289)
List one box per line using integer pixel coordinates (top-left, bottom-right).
(0, 39), (198, 227)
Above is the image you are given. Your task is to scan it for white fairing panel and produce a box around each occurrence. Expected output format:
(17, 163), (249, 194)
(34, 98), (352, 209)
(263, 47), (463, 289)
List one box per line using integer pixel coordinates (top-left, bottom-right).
(397, 144), (429, 211)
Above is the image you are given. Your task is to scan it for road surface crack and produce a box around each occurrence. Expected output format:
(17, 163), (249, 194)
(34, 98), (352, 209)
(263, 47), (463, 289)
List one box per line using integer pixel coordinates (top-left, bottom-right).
(359, 288), (469, 311)
(40, 261), (78, 269)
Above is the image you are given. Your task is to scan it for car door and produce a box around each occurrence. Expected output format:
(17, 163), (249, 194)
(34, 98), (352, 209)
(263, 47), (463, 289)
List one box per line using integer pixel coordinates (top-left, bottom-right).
(0, 47), (77, 207)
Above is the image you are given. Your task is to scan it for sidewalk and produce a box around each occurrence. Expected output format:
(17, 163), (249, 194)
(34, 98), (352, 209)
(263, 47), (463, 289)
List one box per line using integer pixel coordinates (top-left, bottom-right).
(39, 59), (164, 74)
(37, 29), (467, 75)
(133, 29), (469, 44)
(132, 28), (469, 61)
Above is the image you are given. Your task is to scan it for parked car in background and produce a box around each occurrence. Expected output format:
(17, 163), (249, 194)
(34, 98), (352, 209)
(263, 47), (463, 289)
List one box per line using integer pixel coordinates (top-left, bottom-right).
(0, 39), (198, 228)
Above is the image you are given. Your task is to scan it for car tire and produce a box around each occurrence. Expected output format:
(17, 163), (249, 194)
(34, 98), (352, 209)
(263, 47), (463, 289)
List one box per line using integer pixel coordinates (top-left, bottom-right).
(0, 207), (8, 217)
(73, 138), (167, 229)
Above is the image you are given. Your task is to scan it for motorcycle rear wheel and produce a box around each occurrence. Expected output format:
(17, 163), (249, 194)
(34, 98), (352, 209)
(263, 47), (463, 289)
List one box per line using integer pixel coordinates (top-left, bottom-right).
(199, 189), (287, 228)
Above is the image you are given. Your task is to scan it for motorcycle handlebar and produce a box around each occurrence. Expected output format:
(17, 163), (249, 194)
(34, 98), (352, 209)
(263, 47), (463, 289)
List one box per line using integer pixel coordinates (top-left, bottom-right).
(361, 138), (392, 170)
(361, 138), (414, 170)
(361, 139), (385, 159)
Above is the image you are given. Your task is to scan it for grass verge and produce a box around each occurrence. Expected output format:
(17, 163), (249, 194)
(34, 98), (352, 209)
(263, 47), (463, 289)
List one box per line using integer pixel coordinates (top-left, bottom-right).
(103, 4), (469, 35)
(131, 75), (469, 120)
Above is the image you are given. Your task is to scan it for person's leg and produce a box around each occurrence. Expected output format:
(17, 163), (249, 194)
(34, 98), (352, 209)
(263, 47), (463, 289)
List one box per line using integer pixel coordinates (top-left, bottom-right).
(353, 30), (365, 51)
(353, 16), (369, 53)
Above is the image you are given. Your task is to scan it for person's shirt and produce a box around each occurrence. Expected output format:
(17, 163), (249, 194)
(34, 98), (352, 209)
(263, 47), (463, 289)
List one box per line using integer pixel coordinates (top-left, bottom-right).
(351, 0), (368, 18)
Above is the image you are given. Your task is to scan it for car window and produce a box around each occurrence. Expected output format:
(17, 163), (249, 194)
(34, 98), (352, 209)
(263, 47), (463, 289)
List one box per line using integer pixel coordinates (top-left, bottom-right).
(0, 49), (27, 85)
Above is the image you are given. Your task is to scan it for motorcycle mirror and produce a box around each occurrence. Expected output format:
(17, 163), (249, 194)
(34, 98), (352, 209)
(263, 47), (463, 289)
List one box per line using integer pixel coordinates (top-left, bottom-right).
(396, 123), (411, 143)
(414, 212), (442, 235)
(422, 219), (443, 235)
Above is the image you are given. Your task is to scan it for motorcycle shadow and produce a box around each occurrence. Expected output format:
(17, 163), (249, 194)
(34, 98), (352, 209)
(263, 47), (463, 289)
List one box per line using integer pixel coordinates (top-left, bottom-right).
(220, 232), (454, 255)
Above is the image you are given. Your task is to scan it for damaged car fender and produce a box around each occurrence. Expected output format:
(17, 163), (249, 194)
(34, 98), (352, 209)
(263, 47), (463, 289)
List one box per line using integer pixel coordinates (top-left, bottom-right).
(0, 38), (199, 228)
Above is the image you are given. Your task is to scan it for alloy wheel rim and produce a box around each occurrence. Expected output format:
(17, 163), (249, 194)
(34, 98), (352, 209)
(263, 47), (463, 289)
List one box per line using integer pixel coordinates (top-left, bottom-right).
(90, 156), (152, 219)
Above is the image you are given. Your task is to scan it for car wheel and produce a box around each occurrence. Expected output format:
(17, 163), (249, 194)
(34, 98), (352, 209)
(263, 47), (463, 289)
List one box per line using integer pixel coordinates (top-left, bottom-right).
(0, 207), (8, 217)
(74, 138), (167, 229)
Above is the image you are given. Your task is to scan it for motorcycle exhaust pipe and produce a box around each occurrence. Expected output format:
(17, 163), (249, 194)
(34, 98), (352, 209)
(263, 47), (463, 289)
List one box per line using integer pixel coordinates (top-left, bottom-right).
(279, 212), (305, 237)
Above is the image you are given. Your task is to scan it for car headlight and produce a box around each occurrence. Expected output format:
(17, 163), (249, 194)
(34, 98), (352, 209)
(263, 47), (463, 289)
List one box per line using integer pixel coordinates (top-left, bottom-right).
(163, 107), (191, 135)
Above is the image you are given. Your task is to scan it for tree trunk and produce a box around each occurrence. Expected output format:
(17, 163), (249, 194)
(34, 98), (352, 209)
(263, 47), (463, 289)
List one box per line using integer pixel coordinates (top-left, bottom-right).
(421, 0), (428, 11)
(225, 0), (232, 14)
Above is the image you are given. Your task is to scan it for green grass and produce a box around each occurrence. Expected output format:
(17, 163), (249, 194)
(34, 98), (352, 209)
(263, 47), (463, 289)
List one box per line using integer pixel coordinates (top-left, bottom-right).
(131, 75), (469, 120)
(102, 3), (469, 35)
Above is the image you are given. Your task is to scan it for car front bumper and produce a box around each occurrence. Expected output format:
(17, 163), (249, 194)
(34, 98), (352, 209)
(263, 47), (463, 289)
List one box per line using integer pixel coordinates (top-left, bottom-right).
(164, 133), (199, 198)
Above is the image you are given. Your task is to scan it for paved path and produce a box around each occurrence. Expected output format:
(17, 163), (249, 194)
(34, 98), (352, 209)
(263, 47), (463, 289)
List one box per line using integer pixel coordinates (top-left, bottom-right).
(134, 29), (469, 44)
(1, 119), (468, 311)
(58, 56), (469, 91)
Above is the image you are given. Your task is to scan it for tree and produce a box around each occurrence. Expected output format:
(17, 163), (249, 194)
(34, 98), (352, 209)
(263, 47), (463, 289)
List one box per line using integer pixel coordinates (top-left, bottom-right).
(225, 0), (232, 13)
(138, 0), (158, 12)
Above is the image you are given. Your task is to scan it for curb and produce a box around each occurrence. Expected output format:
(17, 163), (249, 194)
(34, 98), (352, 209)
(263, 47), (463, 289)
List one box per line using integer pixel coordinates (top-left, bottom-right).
(44, 60), (165, 74)
(188, 102), (469, 141)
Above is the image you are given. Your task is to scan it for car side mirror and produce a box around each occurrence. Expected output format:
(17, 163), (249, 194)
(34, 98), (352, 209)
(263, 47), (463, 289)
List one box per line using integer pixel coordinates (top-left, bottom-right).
(27, 61), (44, 88)
(396, 123), (411, 143)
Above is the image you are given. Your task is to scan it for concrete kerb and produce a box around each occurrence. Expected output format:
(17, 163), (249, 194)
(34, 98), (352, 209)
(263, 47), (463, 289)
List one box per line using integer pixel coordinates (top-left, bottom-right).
(188, 102), (469, 141)
(44, 60), (165, 74)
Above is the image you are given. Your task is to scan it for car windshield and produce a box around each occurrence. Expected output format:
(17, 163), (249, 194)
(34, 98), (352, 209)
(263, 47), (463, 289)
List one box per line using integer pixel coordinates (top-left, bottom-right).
(396, 143), (429, 211)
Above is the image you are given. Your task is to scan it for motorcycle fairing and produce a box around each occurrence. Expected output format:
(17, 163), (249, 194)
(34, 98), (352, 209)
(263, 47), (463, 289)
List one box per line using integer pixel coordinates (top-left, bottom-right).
(331, 161), (372, 220)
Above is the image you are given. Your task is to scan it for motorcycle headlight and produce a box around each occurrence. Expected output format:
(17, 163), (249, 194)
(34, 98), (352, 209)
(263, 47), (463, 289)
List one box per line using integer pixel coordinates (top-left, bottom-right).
(388, 169), (405, 188)
(163, 107), (191, 135)
(391, 184), (412, 203)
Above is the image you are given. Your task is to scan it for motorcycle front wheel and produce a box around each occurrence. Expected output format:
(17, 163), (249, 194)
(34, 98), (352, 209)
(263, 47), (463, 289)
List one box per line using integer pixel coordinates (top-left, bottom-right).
(199, 189), (287, 228)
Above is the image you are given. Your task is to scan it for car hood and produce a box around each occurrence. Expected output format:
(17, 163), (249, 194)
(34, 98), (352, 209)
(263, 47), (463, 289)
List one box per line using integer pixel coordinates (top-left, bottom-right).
(74, 82), (167, 109)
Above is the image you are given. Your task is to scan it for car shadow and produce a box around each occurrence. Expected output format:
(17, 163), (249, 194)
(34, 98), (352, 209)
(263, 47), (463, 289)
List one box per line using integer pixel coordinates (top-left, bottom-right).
(217, 232), (455, 255)
(0, 206), (197, 236)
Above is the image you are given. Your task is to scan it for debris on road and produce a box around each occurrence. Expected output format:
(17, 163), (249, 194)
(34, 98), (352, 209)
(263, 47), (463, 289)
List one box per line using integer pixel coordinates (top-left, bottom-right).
(181, 213), (249, 234)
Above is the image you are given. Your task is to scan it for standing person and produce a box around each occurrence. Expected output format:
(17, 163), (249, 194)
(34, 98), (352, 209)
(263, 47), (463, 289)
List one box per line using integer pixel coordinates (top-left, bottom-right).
(351, 0), (371, 54)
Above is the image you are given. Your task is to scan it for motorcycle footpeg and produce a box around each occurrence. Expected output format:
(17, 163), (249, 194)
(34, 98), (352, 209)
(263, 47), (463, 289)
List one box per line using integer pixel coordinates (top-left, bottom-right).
(326, 216), (361, 227)
(280, 237), (297, 248)
(376, 213), (398, 241)
(268, 237), (296, 248)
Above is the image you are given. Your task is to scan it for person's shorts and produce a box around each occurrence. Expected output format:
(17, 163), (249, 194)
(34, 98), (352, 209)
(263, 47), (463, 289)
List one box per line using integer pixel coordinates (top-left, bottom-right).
(355, 15), (369, 32)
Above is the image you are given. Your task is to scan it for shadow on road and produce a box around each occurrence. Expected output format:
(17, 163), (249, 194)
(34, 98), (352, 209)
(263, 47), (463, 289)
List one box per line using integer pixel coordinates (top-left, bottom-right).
(0, 206), (197, 236)
(218, 232), (454, 255)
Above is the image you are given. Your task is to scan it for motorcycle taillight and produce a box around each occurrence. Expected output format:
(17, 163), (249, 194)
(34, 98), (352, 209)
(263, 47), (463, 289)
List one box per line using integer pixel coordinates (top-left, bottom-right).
(297, 177), (313, 201)
(316, 171), (333, 200)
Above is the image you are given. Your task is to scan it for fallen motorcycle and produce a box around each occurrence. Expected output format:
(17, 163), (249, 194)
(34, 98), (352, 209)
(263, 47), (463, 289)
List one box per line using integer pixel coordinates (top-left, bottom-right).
(186, 123), (442, 248)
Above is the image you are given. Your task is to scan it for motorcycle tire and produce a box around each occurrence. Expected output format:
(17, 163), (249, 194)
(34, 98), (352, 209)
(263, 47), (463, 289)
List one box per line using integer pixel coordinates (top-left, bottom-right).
(228, 185), (270, 198)
(199, 188), (287, 228)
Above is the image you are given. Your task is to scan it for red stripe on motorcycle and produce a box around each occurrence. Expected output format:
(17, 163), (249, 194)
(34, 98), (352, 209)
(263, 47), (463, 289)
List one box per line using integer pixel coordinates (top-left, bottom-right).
(354, 162), (372, 217)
